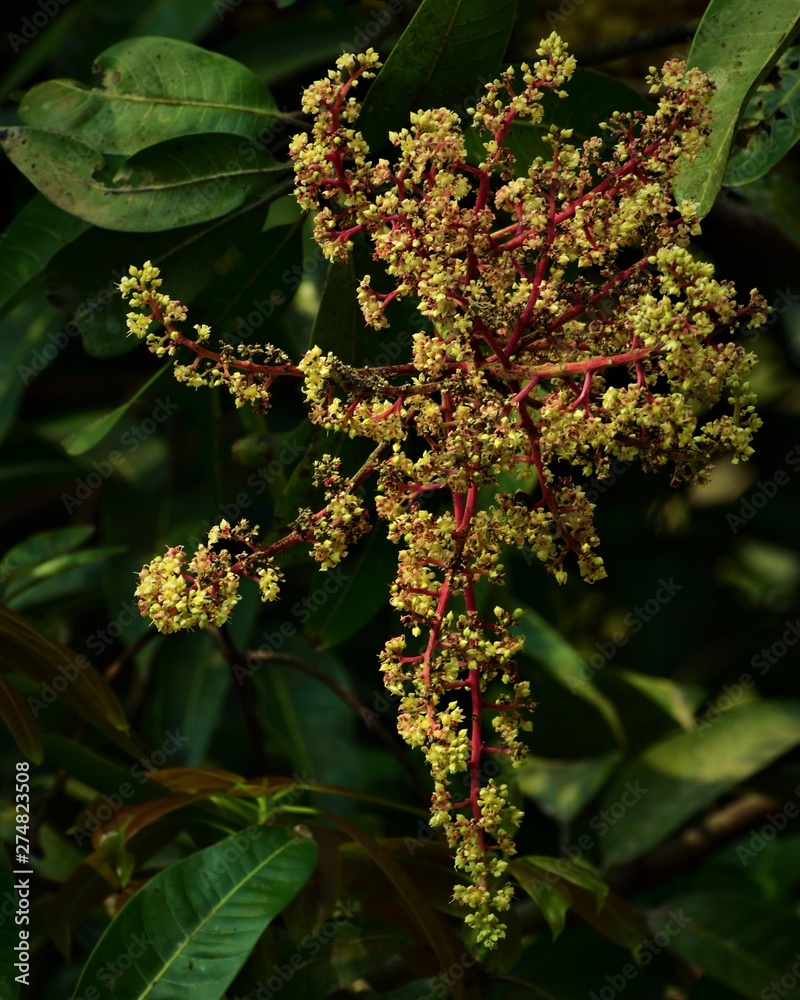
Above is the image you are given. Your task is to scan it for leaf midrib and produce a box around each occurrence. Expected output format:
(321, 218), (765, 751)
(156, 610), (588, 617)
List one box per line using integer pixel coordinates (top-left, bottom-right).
(138, 837), (297, 998)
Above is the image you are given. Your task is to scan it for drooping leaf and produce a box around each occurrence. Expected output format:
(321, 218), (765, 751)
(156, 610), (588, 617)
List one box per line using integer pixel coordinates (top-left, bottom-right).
(647, 893), (800, 999)
(0, 605), (138, 757)
(308, 527), (395, 649)
(0, 675), (43, 764)
(675, 0), (800, 217)
(61, 367), (169, 455)
(725, 45), (800, 186)
(5, 546), (125, 601)
(516, 753), (622, 825)
(600, 700), (800, 868)
(321, 812), (469, 1000)
(359, 0), (517, 150)
(70, 824), (317, 1000)
(610, 668), (703, 730)
(145, 632), (229, 766)
(19, 35), (283, 156)
(512, 857), (646, 949)
(0, 525), (94, 595)
(512, 861), (572, 940)
(0, 128), (288, 232)
(517, 608), (625, 745)
(0, 195), (89, 320)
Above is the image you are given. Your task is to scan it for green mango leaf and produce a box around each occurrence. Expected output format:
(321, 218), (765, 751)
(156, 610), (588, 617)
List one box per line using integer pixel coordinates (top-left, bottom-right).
(61, 366), (169, 455)
(309, 258), (361, 363)
(0, 847), (19, 1000)
(41, 734), (163, 806)
(145, 632), (230, 767)
(0, 195), (89, 320)
(35, 823), (91, 884)
(0, 525), (94, 593)
(129, 0), (220, 41)
(308, 528), (395, 649)
(0, 128), (288, 232)
(517, 608), (625, 745)
(0, 674), (43, 764)
(675, 0), (800, 217)
(742, 168), (800, 248)
(512, 857), (646, 949)
(512, 861), (572, 940)
(600, 700), (800, 868)
(725, 45), (800, 186)
(5, 546), (126, 611)
(19, 35), (283, 156)
(0, 605), (138, 757)
(647, 893), (800, 999)
(516, 752), (622, 825)
(71, 824), (317, 1000)
(610, 668), (703, 730)
(321, 812), (469, 1000)
(359, 0), (517, 150)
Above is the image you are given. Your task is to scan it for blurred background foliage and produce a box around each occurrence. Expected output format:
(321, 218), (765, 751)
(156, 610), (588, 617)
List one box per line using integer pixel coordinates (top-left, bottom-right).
(0, 0), (799, 998)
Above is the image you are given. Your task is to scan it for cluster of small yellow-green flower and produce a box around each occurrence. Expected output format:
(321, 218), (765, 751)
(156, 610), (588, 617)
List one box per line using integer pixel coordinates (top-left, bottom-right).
(119, 261), (190, 356)
(121, 262), (292, 413)
(135, 542), (240, 633)
(136, 519), (282, 633)
(121, 31), (770, 949)
(293, 455), (371, 570)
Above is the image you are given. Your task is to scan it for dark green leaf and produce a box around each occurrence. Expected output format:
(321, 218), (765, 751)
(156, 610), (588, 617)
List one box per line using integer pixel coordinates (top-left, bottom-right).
(308, 528), (394, 649)
(71, 824), (317, 1000)
(0, 128), (287, 232)
(0, 525), (94, 596)
(359, 0), (517, 150)
(0, 606), (138, 757)
(19, 36), (282, 156)
(725, 45), (800, 186)
(0, 195), (89, 320)
(0, 675), (43, 764)
(516, 753), (622, 825)
(675, 0), (800, 217)
(610, 668), (702, 730)
(600, 700), (800, 868)
(647, 893), (800, 999)
(61, 367), (169, 455)
(517, 608), (625, 745)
